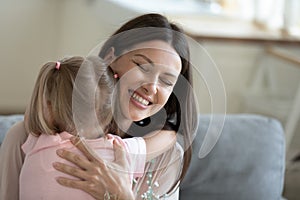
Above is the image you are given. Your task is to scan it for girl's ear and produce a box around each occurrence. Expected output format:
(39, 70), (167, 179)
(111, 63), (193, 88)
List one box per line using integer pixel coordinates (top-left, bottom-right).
(103, 47), (116, 65)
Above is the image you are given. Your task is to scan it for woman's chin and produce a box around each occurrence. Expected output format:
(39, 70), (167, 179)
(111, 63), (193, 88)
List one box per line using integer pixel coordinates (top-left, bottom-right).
(130, 115), (147, 122)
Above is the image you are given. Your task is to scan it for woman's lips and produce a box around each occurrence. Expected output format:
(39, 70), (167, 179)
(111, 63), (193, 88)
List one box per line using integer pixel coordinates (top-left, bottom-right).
(128, 90), (153, 109)
(132, 92), (150, 106)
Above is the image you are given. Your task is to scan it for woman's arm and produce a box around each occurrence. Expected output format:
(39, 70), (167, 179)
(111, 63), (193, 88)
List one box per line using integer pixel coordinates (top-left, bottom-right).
(106, 129), (176, 162)
(0, 121), (27, 200)
(53, 136), (134, 200)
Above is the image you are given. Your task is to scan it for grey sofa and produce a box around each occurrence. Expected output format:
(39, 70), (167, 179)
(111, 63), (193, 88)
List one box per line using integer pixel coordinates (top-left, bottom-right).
(0, 114), (24, 147)
(0, 114), (285, 200)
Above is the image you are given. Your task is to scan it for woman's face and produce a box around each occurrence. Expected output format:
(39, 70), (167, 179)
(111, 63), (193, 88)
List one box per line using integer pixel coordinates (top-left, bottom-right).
(110, 40), (182, 122)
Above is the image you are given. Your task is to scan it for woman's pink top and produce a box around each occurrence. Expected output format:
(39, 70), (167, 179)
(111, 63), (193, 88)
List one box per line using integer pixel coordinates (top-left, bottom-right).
(19, 132), (146, 200)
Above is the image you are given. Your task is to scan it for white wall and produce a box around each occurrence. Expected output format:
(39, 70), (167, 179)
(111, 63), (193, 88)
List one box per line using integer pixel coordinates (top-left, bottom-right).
(56, 0), (140, 56)
(0, 0), (299, 122)
(0, 0), (146, 114)
(0, 0), (121, 113)
(0, 0), (60, 113)
(190, 41), (263, 114)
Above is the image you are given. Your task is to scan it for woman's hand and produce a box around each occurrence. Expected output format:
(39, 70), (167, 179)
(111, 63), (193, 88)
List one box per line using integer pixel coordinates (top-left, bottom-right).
(53, 136), (134, 200)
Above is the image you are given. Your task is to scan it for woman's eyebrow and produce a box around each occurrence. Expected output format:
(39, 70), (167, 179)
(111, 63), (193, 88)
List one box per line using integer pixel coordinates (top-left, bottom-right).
(133, 54), (154, 66)
(134, 54), (178, 78)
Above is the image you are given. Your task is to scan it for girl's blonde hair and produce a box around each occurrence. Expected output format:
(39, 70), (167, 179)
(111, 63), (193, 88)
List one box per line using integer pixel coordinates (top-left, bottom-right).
(25, 56), (115, 137)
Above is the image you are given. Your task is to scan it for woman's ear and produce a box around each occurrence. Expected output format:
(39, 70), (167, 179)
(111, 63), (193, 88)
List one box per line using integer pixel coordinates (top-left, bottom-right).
(103, 47), (116, 65)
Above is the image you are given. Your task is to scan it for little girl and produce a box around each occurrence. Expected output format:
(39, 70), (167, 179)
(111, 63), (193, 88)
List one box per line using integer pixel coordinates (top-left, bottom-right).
(19, 56), (175, 200)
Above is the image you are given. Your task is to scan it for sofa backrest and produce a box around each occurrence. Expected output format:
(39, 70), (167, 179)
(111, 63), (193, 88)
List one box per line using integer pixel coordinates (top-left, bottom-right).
(180, 114), (285, 200)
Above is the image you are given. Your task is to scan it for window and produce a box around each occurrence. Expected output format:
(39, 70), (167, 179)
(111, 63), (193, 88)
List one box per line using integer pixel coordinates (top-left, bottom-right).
(215, 0), (300, 35)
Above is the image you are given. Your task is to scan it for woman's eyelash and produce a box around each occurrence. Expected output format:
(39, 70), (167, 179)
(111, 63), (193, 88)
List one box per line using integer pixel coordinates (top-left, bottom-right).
(160, 78), (174, 86)
(132, 60), (149, 72)
(132, 59), (174, 86)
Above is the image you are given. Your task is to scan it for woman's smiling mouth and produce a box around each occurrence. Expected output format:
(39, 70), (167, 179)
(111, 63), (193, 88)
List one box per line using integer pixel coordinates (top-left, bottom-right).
(132, 92), (150, 106)
(129, 90), (153, 108)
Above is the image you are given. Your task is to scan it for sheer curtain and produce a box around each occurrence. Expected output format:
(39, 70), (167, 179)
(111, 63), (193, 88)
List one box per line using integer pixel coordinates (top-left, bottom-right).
(208, 0), (300, 35)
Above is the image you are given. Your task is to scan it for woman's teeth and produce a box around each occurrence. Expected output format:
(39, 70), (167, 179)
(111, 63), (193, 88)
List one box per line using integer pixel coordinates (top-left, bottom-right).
(132, 93), (150, 106)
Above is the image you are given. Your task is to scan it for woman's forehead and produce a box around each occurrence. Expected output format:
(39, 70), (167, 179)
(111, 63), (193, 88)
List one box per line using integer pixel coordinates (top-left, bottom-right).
(123, 40), (182, 71)
(129, 40), (178, 55)
(131, 50), (181, 73)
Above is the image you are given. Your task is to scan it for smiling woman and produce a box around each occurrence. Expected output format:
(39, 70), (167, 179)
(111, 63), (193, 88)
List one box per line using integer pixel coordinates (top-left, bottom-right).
(55, 14), (199, 199)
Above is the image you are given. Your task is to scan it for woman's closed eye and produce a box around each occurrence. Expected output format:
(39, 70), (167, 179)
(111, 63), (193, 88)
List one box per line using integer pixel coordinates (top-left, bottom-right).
(160, 77), (174, 87)
(132, 60), (150, 72)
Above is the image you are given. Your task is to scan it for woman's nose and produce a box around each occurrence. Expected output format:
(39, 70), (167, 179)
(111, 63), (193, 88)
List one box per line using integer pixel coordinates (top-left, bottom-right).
(142, 82), (158, 95)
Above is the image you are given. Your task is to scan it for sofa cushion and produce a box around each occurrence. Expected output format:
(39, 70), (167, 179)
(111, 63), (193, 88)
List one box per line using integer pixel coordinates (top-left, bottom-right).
(180, 114), (285, 200)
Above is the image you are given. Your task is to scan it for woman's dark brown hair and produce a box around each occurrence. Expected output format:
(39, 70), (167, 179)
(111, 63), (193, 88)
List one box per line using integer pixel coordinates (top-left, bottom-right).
(99, 13), (198, 194)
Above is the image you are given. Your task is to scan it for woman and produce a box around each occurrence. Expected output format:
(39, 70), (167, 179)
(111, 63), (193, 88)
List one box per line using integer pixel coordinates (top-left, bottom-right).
(54, 13), (198, 199)
(0, 13), (197, 200)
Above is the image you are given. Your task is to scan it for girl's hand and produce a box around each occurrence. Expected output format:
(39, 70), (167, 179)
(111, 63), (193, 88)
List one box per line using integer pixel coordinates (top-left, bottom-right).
(53, 136), (134, 200)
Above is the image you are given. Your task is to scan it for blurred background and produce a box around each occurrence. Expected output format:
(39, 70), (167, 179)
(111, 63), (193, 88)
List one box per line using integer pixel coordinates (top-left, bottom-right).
(0, 0), (299, 199)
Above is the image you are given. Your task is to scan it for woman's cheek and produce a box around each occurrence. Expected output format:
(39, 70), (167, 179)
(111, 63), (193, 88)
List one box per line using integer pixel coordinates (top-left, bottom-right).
(123, 69), (145, 88)
(161, 88), (173, 105)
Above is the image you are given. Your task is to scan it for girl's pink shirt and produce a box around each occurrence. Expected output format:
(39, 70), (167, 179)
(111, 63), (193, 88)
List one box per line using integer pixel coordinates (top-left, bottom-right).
(19, 132), (146, 200)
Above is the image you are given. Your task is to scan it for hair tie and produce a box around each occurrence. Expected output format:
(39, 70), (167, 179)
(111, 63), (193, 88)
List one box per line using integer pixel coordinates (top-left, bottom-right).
(113, 73), (119, 79)
(55, 62), (61, 70)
